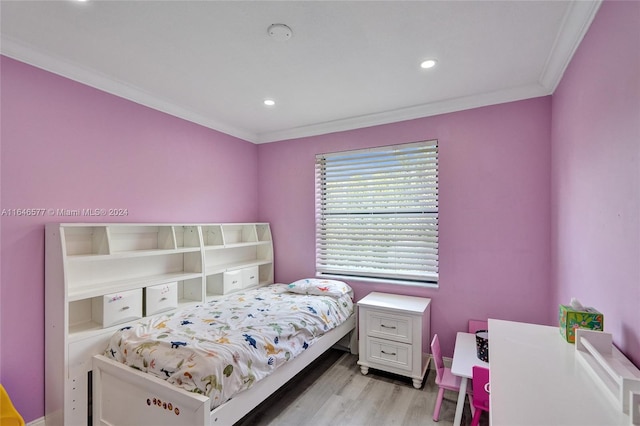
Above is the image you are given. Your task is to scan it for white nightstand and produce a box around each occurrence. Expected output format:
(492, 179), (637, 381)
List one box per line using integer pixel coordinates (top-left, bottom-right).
(357, 292), (431, 388)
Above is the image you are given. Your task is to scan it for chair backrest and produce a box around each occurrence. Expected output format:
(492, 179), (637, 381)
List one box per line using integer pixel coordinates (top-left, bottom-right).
(468, 319), (489, 334)
(430, 334), (445, 382)
(472, 366), (490, 411)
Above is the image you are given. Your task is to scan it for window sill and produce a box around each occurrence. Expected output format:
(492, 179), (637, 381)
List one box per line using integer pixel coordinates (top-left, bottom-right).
(316, 273), (439, 289)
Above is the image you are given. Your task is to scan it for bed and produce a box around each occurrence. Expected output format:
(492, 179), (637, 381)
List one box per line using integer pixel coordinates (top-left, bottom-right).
(92, 279), (356, 425)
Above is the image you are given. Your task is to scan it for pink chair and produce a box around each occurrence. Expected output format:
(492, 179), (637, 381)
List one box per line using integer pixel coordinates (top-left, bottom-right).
(470, 366), (490, 426)
(430, 334), (472, 422)
(468, 319), (488, 334)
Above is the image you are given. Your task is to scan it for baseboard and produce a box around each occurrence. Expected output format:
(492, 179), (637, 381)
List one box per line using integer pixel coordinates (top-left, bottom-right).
(443, 355), (453, 368)
(428, 354), (453, 369)
(27, 417), (45, 426)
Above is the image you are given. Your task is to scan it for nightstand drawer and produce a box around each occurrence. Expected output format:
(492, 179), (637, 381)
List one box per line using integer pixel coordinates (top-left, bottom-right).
(365, 310), (412, 344)
(366, 337), (412, 372)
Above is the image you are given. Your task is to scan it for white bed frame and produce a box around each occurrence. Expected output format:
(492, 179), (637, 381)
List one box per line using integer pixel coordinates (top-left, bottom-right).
(92, 314), (356, 426)
(45, 223), (357, 426)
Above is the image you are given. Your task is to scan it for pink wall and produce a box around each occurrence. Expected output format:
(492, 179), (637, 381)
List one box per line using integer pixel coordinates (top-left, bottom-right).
(0, 56), (259, 422)
(551, 0), (640, 366)
(258, 97), (553, 358)
(3, 2), (637, 421)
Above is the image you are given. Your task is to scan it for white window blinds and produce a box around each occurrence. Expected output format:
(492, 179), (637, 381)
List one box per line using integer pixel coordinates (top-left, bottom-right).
(315, 140), (438, 283)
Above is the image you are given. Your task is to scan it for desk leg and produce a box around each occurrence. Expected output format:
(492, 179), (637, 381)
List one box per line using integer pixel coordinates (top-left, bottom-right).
(453, 376), (467, 426)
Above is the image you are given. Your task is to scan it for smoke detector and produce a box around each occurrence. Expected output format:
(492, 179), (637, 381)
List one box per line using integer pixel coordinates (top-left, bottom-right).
(268, 24), (293, 41)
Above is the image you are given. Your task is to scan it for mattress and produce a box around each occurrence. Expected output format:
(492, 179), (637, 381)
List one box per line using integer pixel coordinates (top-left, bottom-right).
(104, 281), (354, 409)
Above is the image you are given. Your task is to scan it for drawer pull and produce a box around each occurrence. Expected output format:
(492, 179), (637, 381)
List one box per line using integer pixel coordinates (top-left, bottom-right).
(160, 297), (167, 302)
(381, 324), (397, 329)
(381, 350), (397, 356)
(120, 306), (130, 311)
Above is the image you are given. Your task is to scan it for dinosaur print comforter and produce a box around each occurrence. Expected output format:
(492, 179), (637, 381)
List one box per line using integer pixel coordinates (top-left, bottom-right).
(104, 282), (354, 410)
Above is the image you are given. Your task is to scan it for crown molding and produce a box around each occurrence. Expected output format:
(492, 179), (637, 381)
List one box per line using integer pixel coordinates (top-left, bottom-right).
(255, 84), (549, 144)
(539, 0), (602, 92)
(2, 36), (548, 144)
(0, 36), (259, 143)
(2, 0), (600, 145)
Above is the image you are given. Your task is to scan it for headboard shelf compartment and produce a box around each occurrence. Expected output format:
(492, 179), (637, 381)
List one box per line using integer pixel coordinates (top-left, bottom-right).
(202, 224), (224, 247)
(173, 225), (201, 249)
(205, 258), (272, 275)
(66, 253), (202, 298)
(67, 271), (204, 302)
(45, 222), (274, 425)
(256, 223), (272, 242)
(62, 225), (110, 256)
(108, 225), (176, 253)
(575, 329), (640, 423)
(221, 223), (258, 244)
(62, 224), (204, 257)
(66, 246), (202, 262)
(202, 224), (273, 296)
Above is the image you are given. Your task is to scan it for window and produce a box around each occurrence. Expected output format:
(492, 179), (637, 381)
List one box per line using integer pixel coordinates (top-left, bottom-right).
(315, 140), (438, 284)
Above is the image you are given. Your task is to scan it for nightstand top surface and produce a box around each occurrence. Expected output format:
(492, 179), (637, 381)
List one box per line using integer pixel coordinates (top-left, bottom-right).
(357, 292), (430, 314)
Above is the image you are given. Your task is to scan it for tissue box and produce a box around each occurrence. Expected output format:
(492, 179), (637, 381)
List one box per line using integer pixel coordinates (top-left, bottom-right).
(559, 304), (604, 343)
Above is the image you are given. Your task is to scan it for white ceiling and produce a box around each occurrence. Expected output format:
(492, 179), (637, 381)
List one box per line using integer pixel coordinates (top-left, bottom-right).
(1, 0), (601, 143)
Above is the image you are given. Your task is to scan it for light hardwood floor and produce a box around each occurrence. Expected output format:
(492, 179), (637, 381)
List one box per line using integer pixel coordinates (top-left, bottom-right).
(236, 348), (486, 426)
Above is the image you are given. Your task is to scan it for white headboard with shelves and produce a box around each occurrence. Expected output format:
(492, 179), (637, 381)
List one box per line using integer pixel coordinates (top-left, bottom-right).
(45, 222), (273, 425)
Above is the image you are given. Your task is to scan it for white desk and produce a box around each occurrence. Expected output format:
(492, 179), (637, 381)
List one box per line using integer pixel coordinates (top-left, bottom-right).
(489, 319), (634, 425)
(451, 332), (489, 426)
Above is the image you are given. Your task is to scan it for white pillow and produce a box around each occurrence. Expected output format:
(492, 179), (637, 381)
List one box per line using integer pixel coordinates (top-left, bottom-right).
(287, 278), (352, 298)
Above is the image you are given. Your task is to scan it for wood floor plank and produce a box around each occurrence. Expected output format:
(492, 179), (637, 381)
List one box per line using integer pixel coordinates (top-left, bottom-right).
(236, 349), (484, 426)
(308, 394), (354, 426)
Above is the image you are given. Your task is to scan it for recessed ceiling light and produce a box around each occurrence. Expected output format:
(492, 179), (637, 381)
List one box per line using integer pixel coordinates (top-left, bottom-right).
(264, 99), (276, 107)
(420, 59), (437, 69)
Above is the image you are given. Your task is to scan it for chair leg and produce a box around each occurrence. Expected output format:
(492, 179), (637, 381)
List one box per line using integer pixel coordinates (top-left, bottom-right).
(470, 407), (483, 426)
(433, 387), (446, 421)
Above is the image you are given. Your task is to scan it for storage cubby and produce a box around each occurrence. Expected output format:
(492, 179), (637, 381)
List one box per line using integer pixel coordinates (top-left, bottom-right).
(108, 225), (175, 253)
(205, 273), (224, 299)
(68, 289), (145, 335)
(66, 253), (202, 301)
(202, 225), (223, 247)
(183, 251), (203, 274)
(173, 225), (200, 249)
(206, 271), (242, 296)
(68, 298), (97, 335)
(259, 263), (274, 285)
(256, 224), (272, 242)
(144, 283), (178, 316)
(63, 226), (109, 256)
(205, 245), (246, 271)
(257, 240), (273, 263)
(92, 289), (143, 328)
(205, 265), (262, 297)
(177, 277), (203, 305)
(46, 222), (273, 425)
(222, 224), (257, 245)
(69, 277), (206, 336)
